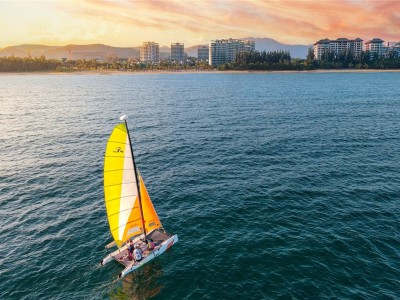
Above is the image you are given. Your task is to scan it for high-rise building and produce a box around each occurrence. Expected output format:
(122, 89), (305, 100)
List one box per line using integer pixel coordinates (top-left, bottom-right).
(352, 38), (364, 57)
(197, 46), (209, 61)
(388, 42), (400, 57)
(140, 42), (159, 62)
(209, 39), (255, 66)
(365, 38), (385, 57)
(313, 38), (363, 60)
(170, 43), (185, 61)
(313, 38), (330, 60)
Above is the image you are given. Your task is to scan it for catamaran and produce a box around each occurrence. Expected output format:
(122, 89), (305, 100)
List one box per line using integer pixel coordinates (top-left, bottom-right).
(100, 115), (178, 279)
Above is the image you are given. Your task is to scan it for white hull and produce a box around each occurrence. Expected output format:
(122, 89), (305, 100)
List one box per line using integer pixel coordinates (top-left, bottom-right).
(119, 234), (178, 278)
(100, 230), (178, 279)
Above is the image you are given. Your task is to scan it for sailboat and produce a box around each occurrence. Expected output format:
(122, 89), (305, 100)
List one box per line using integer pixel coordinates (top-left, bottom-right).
(100, 115), (178, 279)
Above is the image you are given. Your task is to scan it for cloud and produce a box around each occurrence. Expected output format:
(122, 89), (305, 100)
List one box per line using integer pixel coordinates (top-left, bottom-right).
(1, 0), (399, 47)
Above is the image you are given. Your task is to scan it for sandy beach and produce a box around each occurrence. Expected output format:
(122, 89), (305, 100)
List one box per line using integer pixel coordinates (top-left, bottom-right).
(1, 69), (400, 76)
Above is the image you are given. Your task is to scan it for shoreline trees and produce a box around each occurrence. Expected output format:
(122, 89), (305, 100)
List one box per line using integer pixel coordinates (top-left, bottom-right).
(1, 49), (400, 72)
(0, 56), (60, 72)
(0, 56), (214, 72)
(220, 49), (400, 71)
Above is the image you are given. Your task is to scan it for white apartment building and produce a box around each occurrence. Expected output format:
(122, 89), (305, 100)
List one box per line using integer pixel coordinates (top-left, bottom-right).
(352, 38), (364, 57)
(313, 38), (363, 60)
(365, 39), (400, 58)
(364, 38), (385, 57)
(197, 46), (209, 61)
(313, 38), (330, 60)
(170, 43), (185, 61)
(140, 42), (159, 62)
(209, 39), (255, 66)
(389, 42), (400, 57)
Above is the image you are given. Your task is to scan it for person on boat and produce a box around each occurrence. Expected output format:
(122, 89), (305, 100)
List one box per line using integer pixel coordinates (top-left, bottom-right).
(127, 240), (134, 254)
(121, 240), (133, 261)
(133, 244), (142, 262)
(143, 239), (155, 256)
(121, 250), (133, 261)
(147, 239), (155, 251)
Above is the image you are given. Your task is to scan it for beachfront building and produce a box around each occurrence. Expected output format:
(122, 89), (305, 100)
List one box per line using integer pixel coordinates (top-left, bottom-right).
(364, 38), (386, 58)
(388, 42), (400, 57)
(140, 42), (159, 62)
(352, 38), (364, 57)
(365, 40), (400, 58)
(313, 38), (330, 60)
(209, 39), (255, 66)
(170, 43), (185, 62)
(313, 38), (363, 60)
(197, 46), (209, 61)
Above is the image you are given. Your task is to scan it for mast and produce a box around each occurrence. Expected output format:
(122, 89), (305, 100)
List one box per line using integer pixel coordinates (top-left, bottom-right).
(124, 119), (147, 240)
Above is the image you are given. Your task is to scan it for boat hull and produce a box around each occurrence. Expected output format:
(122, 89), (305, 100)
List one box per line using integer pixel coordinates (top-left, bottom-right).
(119, 234), (178, 278)
(100, 230), (178, 279)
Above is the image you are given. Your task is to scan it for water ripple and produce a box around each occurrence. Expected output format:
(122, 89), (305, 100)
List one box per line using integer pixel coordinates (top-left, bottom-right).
(0, 72), (400, 299)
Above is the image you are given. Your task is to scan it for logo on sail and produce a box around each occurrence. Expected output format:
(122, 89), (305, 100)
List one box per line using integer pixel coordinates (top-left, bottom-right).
(113, 147), (123, 153)
(127, 226), (140, 235)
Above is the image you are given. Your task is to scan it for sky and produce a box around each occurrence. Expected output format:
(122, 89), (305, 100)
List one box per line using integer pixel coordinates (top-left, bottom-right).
(1, 0), (400, 48)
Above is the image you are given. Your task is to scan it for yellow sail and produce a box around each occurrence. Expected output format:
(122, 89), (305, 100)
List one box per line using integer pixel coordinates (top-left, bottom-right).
(104, 122), (162, 247)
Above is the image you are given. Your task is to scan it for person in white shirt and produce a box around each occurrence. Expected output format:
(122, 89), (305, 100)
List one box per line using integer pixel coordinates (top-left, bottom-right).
(133, 244), (142, 262)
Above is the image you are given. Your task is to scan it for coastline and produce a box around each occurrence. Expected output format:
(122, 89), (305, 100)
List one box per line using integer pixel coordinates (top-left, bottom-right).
(1, 69), (400, 75)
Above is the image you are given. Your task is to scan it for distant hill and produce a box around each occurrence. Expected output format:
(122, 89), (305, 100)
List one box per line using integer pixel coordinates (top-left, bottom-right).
(0, 44), (139, 60)
(159, 46), (170, 59)
(185, 45), (207, 57)
(245, 37), (311, 59)
(0, 38), (311, 60)
(0, 46), (30, 58)
(46, 44), (139, 60)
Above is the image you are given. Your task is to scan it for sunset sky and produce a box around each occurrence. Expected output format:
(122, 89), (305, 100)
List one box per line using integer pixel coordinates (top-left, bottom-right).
(1, 0), (400, 48)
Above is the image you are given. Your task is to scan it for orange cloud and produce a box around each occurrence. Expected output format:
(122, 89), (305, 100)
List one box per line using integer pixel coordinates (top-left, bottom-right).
(1, 0), (399, 47)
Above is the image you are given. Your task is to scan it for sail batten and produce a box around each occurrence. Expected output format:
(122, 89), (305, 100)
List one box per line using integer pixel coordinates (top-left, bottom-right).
(108, 206), (140, 217)
(105, 194), (138, 203)
(104, 122), (162, 248)
(104, 169), (134, 173)
(104, 181), (137, 188)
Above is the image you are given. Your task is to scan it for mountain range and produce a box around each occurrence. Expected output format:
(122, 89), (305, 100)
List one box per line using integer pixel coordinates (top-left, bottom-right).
(0, 38), (311, 60)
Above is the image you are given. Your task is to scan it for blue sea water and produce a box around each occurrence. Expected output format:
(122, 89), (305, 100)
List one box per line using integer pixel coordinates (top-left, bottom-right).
(0, 71), (400, 299)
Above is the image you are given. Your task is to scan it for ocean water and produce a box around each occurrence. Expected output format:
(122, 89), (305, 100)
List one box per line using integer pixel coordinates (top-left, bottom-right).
(0, 71), (399, 299)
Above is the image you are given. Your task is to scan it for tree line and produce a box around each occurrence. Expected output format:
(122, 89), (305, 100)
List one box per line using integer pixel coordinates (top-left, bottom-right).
(220, 50), (292, 70)
(305, 48), (400, 69)
(0, 56), (61, 72)
(0, 56), (213, 72)
(1, 49), (400, 72)
(219, 49), (400, 71)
